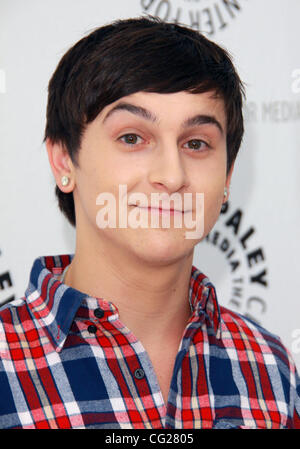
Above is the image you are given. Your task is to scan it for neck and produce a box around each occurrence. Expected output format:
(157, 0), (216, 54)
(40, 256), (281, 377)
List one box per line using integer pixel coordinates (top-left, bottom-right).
(64, 233), (194, 342)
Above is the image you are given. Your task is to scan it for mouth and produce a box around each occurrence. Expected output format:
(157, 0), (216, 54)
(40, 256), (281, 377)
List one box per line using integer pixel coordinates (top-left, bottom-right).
(134, 206), (190, 215)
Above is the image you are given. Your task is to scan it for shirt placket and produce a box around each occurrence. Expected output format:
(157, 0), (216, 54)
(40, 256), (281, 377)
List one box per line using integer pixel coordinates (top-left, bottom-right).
(164, 310), (209, 428)
(83, 303), (167, 429)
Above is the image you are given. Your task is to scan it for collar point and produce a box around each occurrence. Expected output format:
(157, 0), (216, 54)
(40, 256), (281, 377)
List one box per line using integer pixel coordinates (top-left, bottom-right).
(215, 327), (222, 340)
(55, 338), (66, 353)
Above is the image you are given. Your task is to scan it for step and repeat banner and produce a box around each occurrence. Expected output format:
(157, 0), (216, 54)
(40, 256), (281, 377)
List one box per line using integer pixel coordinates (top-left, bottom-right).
(1, 0), (300, 370)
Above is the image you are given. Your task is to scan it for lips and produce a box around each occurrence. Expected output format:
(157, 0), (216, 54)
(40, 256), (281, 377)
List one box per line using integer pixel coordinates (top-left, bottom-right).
(136, 206), (188, 214)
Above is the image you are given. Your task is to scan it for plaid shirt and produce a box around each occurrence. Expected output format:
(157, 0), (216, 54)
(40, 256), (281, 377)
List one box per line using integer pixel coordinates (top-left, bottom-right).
(0, 254), (299, 429)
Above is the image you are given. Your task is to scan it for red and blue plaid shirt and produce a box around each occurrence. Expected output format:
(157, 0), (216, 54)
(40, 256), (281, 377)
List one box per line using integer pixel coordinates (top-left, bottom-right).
(0, 254), (299, 429)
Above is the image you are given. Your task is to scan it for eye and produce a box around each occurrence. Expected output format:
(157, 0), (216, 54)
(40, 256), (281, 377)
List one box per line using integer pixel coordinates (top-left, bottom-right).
(119, 133), (143, 145)
(183, 139), (209, 152)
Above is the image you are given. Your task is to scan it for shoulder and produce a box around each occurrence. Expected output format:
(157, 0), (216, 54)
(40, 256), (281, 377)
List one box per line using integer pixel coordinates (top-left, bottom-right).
(0, 297), (28, 321)
(217, 306), (300, 428)
(0, 297), (30, 346)
(219, 304), (298, 379)
(0, 295), (29, 315)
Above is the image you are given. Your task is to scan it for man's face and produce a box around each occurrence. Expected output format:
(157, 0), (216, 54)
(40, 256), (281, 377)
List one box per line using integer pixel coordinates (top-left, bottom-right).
(71, 90), (229, 264)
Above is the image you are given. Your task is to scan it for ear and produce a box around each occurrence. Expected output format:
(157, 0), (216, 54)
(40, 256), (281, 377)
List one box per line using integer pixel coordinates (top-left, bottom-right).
(46, 138), (76, 193)
(224, 162), (235, 203)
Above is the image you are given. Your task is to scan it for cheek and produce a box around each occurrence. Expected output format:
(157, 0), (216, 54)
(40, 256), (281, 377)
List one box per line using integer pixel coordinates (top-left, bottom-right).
(204, 188), (224, 226)
(192, 162), (226, 235)
(74, 151), (141, 227)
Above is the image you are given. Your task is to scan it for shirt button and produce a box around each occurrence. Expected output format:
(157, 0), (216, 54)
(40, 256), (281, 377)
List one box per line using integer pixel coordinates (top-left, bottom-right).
(134, 368), (145, 380)
(94, 308), (104, 319)
(88, 324), (97, 334)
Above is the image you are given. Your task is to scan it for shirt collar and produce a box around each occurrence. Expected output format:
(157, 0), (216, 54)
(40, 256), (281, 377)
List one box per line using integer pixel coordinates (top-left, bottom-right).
(24, 255), (221, 352)
(189, 266), (222, 338)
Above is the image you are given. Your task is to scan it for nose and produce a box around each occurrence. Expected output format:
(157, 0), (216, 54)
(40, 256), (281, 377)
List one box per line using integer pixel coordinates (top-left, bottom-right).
(148, 140), (189, 193)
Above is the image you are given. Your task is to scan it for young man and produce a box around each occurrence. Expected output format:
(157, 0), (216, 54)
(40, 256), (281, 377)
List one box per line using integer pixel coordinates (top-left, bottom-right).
(0, 17), (299, 429)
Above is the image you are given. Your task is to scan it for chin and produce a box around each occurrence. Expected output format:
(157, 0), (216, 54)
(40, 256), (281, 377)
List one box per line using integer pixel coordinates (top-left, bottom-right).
(131, 229), (194, 266)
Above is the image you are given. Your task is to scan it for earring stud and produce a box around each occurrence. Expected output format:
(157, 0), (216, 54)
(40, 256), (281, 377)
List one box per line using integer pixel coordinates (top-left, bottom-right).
(61, 175), (70, 187)
(224, 187), (228, 199)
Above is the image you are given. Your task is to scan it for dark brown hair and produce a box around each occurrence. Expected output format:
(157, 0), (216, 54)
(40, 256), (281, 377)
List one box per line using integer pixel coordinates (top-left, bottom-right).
(44, 16), (245, 226)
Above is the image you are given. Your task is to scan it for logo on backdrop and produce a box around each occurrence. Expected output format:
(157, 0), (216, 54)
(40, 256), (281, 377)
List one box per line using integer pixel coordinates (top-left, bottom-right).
(0, 248), (15, 307)
(140, 0), (246, 36)
(197, 201), (268, 324)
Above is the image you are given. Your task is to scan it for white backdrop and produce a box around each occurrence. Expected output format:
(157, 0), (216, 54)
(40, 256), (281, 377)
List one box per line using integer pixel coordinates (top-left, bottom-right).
(1, 0), (300, 371)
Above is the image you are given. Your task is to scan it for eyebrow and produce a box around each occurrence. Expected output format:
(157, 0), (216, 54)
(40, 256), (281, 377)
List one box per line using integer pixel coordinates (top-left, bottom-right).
(182, 114), (224, 135)
(103, 101), (224, 134)
(103, 102), (157, 123)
